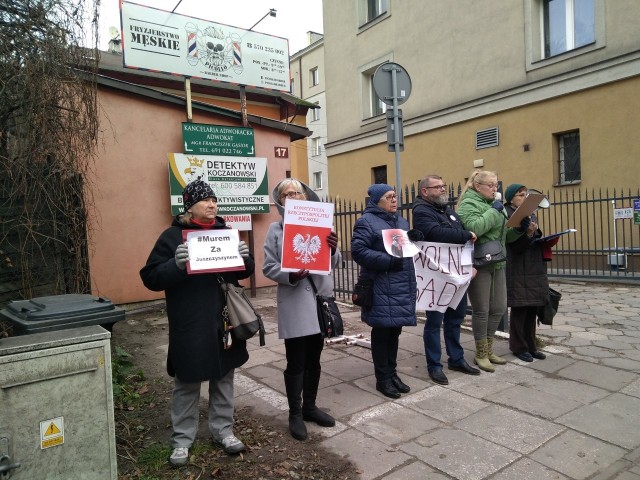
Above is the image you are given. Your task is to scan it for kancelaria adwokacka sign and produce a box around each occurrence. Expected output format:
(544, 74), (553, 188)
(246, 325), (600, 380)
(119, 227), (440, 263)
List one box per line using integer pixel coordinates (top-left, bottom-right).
(120, 1), (290, 92)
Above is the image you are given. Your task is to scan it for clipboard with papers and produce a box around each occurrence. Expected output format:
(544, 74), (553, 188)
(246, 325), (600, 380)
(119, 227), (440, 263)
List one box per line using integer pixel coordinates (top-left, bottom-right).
(505, 193), (546, 227)
(532, 229), (577, 243)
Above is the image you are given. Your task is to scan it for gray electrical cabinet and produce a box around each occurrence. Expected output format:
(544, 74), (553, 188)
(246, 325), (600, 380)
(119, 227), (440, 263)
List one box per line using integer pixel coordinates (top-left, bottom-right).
(0, 326), (117, 479)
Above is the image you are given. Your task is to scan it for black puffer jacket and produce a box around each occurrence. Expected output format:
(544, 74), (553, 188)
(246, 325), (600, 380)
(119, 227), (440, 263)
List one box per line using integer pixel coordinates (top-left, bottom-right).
(505, 205), (549, 307)
(140, 215), (254, 383)
(412, 196), (473, 244)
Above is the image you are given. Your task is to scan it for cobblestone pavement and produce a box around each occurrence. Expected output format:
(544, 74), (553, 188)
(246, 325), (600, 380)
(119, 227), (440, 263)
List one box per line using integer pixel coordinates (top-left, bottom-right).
(233, 280), (640, 479)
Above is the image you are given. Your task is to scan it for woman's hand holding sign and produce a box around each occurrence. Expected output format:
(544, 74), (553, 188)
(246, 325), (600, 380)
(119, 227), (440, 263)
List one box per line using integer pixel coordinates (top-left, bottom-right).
(327, 231), (338, 254)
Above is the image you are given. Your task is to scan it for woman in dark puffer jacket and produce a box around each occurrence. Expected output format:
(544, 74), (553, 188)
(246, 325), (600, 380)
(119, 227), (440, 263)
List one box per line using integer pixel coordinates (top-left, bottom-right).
(351, 184), (417, 399)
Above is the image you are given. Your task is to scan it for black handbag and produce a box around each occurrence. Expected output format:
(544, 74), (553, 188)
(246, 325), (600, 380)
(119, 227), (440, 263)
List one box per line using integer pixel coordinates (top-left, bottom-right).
(218, 277), (266, 346)
(537, 287), (561, 326)
(308, 277), (344, 338)
(352, 276), (373, 310)
(473, 217), (506, 267)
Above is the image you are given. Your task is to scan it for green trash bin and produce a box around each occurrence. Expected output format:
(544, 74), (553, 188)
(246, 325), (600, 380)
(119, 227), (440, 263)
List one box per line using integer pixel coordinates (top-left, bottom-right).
(0, 294), (124, 335)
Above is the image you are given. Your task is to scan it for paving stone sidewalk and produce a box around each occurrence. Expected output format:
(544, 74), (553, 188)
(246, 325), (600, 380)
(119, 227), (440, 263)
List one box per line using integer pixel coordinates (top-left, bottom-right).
(232, 280), (640, 480)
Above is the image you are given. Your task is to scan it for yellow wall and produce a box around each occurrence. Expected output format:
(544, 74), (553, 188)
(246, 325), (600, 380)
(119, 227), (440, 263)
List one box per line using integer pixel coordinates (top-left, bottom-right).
(329, 78), (640, 201)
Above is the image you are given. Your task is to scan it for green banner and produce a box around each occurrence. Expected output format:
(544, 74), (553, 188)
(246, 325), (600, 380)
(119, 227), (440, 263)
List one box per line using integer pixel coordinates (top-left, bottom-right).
(182, 123), (255, 157)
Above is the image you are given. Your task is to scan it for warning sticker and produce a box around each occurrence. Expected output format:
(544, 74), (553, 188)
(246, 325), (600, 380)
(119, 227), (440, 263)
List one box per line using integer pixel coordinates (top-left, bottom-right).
(40, 416), (64, 449)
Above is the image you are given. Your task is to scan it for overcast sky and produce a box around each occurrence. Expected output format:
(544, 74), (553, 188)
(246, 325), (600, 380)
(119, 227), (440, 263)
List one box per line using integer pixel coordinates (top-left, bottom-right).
(99, 0), (324, 55)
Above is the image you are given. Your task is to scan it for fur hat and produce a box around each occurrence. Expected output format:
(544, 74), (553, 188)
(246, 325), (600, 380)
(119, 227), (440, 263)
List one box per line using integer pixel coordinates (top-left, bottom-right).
(505, 183), (526, 203)
(182, 180), (216, 212)
(367, 183), (395, 204)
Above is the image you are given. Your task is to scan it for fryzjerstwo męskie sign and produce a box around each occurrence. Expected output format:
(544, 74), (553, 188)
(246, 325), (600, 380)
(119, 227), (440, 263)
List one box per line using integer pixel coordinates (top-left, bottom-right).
(168, 153), (269, 215)
(120, 2), (290, 92)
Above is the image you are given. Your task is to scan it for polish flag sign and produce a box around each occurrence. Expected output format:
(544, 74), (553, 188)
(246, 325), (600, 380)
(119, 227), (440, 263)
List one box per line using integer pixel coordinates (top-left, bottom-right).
(281, 199), (334, 274)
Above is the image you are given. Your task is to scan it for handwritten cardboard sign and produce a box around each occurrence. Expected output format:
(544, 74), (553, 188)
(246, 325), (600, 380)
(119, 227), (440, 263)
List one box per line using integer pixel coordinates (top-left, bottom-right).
(414, 241), (474, 312)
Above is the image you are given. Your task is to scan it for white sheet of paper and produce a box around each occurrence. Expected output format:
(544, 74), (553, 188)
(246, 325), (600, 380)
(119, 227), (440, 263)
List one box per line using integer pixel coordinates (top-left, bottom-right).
(382, 229), (421, 258)
(185, 229), (244, 273)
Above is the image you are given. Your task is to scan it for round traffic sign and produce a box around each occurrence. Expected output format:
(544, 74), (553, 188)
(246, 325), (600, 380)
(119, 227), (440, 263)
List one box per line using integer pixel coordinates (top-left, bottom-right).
(372, 62), (412, 106)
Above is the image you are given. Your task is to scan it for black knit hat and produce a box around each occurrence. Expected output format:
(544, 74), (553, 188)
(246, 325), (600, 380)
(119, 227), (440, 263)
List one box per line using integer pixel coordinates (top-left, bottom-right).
(182, 180), (216, 212)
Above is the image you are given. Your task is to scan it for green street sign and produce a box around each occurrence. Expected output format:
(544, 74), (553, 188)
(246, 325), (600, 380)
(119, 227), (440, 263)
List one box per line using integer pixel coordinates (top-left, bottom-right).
(182, 123), (255, 156)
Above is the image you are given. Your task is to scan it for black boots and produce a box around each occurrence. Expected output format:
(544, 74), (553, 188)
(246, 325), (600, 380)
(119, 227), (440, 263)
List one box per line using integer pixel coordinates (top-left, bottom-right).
(302, 369), (336, 427)
(284, 369), (335, 441)
(284, 372), (307, 440)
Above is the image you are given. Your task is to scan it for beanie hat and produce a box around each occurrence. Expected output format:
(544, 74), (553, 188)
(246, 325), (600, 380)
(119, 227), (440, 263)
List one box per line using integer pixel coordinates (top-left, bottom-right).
(367, 183), (395, 204)
(505, 183), (526, 203)
(182, 180), (216, 212)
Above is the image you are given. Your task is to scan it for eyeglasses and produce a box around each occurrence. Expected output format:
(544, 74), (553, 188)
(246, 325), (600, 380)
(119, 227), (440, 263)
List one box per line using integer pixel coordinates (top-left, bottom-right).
(382, 194), (398, 201)
(425, 184), (447, 191)
(281, 191), (302, 199)
(478, 182), (498, 189)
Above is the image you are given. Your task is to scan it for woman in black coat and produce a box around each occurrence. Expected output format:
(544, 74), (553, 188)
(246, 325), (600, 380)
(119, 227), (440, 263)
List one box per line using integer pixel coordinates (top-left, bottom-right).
(504, 183), (550, 362)
(140, 180), (254, 466)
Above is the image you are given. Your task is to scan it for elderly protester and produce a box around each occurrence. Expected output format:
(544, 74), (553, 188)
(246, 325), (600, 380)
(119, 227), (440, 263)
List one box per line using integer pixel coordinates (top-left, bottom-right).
(351, 183), (418, 398)
(140, 180), (253, 466)
(263, 178), (341, 441)
(504, 183), (554, 362)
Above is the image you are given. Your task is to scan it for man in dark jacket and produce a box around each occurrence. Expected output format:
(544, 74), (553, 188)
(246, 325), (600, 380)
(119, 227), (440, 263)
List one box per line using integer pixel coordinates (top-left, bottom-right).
(412, 175), (480, 385)
(140, 180), (254, 466)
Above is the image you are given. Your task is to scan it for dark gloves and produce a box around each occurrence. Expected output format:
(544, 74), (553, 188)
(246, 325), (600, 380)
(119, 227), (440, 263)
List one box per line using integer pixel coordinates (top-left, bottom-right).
(491, 200), (504, 212)
(407, 229), (424, 242)
(289, 269), (309, 283)
(389, 257), (404, 271)
(517, 216), (531, 233)
(327, 231), (338, 254)
(174, 243), (189, 270)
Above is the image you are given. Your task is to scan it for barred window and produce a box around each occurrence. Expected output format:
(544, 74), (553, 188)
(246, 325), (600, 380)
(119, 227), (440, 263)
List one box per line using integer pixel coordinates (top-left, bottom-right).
(558, 130), (581, 183)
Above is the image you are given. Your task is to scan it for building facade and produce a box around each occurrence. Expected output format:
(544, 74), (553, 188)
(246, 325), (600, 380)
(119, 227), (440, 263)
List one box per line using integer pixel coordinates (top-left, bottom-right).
(322, 0), (640, 201)
(290, 32), (329, 195)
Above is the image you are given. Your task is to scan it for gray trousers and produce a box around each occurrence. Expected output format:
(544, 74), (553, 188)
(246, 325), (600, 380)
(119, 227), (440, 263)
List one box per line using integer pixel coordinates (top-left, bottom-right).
(467, 266), (507, 341)
(170, 369), (235, 448)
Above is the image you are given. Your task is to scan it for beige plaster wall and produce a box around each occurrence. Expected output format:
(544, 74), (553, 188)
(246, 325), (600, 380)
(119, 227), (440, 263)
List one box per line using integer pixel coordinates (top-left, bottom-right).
(89, 88), (292, 304)
(329, 78), (640, 202)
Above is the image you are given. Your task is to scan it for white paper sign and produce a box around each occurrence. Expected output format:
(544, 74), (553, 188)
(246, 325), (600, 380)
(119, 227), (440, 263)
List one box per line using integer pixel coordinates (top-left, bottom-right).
(414, 241), (474, 312)
(184, 229), (244, 274)
(381, 229), (421, 257)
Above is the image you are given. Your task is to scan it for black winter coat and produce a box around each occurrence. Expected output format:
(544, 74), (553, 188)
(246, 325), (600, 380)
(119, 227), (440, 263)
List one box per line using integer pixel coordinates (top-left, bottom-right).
(139, 216), (254, 383)
(412, 197), (474, 244)
(351, 202), (417, 328)
(505, 205), (549, 307)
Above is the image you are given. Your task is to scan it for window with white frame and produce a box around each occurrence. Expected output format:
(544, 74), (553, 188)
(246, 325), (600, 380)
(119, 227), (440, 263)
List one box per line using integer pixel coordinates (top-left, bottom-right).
(362, 67), (387, 118)
(557, 130), (581, 183)
(313, 171), (323, 190)
(310, 67), (319, 86)
(312, 103), (320, 122)
(360, 0), (388, 25)
(542, 0), (595, 58)
(311, 137), (321, 156)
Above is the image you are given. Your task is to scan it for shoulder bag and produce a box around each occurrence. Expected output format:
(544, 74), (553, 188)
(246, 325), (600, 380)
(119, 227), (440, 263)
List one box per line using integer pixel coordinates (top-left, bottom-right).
(308, 277), (344, 338)
(473, 215), (506, 267)
(352, 275), (373, 310)
(537, 287), (561, 326)
(218, 277), (266, 346)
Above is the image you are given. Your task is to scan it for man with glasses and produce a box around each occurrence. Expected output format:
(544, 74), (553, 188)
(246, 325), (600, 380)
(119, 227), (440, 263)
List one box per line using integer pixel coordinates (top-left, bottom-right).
(412, 175), (480, 385)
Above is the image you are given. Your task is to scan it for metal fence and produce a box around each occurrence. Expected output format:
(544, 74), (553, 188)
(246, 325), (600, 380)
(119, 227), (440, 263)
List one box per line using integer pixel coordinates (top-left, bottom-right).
(330, 184), (640, 302)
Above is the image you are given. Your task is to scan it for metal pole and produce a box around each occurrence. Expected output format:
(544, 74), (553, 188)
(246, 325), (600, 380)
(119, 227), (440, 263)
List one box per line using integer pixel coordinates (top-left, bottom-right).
(390, 66), (402, 205)
(184, 77), (193, 122)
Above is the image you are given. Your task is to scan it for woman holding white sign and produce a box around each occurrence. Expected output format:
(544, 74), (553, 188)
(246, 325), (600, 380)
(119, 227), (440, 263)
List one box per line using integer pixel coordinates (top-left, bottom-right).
(140, 180), (253, 466)
(351, 184), (419, 399)
(263, 178), (341, 442)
